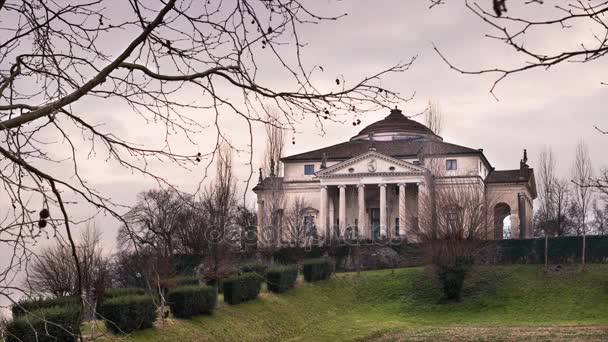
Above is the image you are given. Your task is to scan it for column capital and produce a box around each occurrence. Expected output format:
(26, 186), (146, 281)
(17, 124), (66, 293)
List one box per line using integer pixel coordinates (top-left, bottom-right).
(356, 184), (365, 188)
(398, 183), (407, 187)
(337, 184), (347, 189)
(320, 185), (328, 189)
(378, 183), (387, 188)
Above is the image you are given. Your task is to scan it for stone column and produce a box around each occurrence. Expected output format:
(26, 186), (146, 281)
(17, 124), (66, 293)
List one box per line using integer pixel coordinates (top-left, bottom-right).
(379, 183), (387, 238)
(257, 199), (265, 229)
(338, 185), (346, 237)
(398, 183), (407, 237)
(328, 191), (335, 237)
(357, 184), (366, 239)
(416, 181), (427, 236)
(510, 213), (520, 239)
(319, 186), (328, 238)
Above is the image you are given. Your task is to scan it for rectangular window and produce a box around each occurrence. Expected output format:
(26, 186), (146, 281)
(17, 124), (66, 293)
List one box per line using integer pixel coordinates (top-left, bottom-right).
(446, 159), (457, 171)
(304, 164), (315, 175)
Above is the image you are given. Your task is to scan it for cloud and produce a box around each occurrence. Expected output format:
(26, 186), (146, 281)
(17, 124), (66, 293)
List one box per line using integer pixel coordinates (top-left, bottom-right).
(2, 0), (607, 263)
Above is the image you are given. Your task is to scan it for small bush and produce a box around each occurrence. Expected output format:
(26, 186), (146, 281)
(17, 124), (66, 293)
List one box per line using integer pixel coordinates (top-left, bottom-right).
(266, 265), (298, 293)
(302, 259), (332, 282)
(168, 285), (215, 318)
(239, 261), (268, 276)
(435, 258), (471, 301)
(103, 287), (146, 301)
(5, 305), (81, 342)
(97, 295), (157, 334)
(222, 273), (261, 305)
(11, 296), (79, 318)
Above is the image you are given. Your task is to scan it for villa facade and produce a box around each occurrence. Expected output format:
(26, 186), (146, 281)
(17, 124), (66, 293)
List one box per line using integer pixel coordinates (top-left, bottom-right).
(253, 107), (537, 242)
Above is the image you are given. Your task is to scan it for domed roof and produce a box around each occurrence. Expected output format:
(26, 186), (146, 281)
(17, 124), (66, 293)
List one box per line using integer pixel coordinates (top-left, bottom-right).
(350, 107), (440, 141)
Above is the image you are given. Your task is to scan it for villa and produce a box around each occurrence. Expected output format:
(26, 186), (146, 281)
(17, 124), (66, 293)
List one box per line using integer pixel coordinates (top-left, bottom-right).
(253, 107), (537, 242)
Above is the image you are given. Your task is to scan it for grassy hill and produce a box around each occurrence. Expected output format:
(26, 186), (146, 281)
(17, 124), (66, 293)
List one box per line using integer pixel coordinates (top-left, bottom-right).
(100, 265), (608, 341)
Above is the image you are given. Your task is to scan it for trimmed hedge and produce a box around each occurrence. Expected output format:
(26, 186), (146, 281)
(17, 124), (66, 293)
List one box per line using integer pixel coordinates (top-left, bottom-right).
(11, 296), (79, 318)
(168, 285), (215, 318)
(302, 259), (332, 282)
(103, 287), (146, 301)
(239, 261), (268, 276)
(222, 273), (261, 305)
(5, 305), (81, 342)
(266, 265), (298, 293)
(172, 275), (199, 286)
(496, 235), (608, 264)
(97, 295), (157, 334)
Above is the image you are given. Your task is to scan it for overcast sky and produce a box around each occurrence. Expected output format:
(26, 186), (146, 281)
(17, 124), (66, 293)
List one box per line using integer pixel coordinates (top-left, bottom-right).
(86, 0), (607, 248)
(3, 0), (607, 251)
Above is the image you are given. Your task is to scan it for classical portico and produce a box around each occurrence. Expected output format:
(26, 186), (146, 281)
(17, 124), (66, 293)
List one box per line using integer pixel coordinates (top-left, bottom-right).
(253, 107), (537, 244)
(315, 149), (426, 239)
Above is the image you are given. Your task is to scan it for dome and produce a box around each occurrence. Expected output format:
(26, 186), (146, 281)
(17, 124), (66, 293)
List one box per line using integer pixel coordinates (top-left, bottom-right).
(350, 107), (441, 141)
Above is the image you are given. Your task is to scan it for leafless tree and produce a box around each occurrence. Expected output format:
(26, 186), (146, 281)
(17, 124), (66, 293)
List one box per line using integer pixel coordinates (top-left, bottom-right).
(0, 314), (7, 340)
(257, 106), (287, 249)
(283, 197), (311, 247)
(534, 147), (574, 269)
(592, 201), (608, 235)
(571, 140), (594, 268)
(77, 225), (111, 320)
(26, 225), (108, 299)
(26, 244), (77, 298)
(537, 147), (556, 225)
(175, 198), (211, 255)
(119, 189), (188, 262)
(432, 1), (608, 96)
(552, 178), (573, 237)
(425, 100), (444, 136)
(199, 143), (238, 304)
(412, 180), (491, 300)
(234, 204), (258, 251)
(262, 106), (286, 178)
(587, 168), (608, 198)
(111, 248), (156, 289)
(432, 0), (608, 161)
(0, 0), (411, 312)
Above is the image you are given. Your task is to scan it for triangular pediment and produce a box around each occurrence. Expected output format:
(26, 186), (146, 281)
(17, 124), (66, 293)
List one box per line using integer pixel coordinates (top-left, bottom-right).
(316, 150), (425, 177)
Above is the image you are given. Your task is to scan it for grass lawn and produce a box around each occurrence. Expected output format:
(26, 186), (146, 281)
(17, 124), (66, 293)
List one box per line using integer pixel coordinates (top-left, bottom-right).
(96, 264), (608, 341)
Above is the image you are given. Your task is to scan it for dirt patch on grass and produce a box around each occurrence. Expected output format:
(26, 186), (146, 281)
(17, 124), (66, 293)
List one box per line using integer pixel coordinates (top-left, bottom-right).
(362, 325), (608, 342)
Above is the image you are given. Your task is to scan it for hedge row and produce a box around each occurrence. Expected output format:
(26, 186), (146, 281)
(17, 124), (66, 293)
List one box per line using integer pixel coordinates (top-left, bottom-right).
(495, 235), (608, 264)
(239, 261), (268, 276)
(172, 275), (199, 286)
(168, 285), (215, 318)
(266, 265), (298, 293)
(302, 259), (332, 282)
(103, 287), (146, 301)
(223, 273), (261, 305)
(11, 296), (79, 318)
(97, 295), (157, 334)
(5, 305), (81, 342)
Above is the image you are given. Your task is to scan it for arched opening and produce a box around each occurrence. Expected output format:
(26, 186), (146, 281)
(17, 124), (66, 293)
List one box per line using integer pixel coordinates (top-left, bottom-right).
(494, 203), (511, 239)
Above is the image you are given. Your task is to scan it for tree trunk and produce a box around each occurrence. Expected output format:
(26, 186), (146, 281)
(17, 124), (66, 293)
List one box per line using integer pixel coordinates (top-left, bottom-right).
(214, 282), (219, 308)
(582, 225), (586, 270)
(544, 235), (548, 271)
